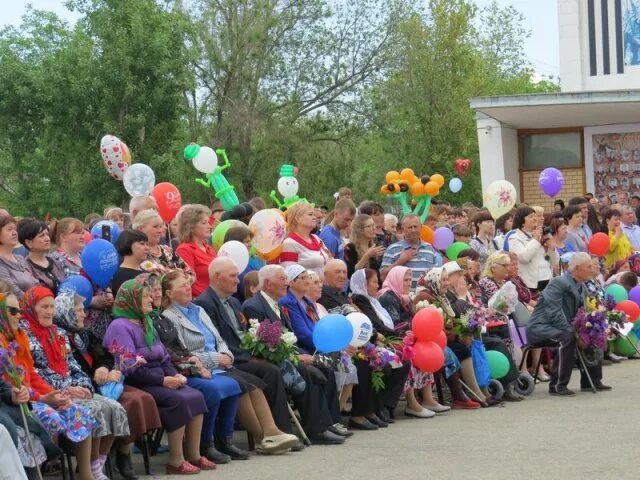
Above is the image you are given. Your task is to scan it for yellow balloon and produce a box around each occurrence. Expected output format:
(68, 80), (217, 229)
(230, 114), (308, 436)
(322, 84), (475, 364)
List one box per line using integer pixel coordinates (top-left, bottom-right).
(430, 174), (445, 188)
(483, 180), (517, 219)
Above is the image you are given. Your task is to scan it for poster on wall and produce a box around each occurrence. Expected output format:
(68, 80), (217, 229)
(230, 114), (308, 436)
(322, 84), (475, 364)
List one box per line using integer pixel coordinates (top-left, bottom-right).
(625, 0), (640, 66)
(592, 131), (640, 203)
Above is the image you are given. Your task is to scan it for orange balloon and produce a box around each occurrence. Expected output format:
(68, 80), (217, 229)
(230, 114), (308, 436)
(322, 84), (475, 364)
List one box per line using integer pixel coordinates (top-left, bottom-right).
(420, 225), (434, 244)
(381, 185), (390, 195)
(424, 181), (439, 196)
(257, 245), (282, 262)
(385, 171), (400, 183)
(430, 174), (445, 188)
(400, 168), (416, 181)
(410, 181), (425, 196)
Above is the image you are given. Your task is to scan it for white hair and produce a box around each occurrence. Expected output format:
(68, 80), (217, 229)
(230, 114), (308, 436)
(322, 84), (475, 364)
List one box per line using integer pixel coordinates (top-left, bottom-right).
(132, 209), (162, 229)
(568, 252), (591, 272)
(208, 256), (238, 279)
(258, 265), (285, 289)
(384, 213), (398, 225)
(129, 196), (157, 220)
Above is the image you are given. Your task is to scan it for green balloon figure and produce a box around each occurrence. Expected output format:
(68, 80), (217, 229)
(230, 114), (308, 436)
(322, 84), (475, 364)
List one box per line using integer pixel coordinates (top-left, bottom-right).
(270, 164), (307, 210)
(184, 143), (240, 211)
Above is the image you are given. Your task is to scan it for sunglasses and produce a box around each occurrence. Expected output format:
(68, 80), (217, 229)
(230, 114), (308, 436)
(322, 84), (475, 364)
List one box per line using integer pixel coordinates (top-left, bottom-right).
(6, 307), (22, 316)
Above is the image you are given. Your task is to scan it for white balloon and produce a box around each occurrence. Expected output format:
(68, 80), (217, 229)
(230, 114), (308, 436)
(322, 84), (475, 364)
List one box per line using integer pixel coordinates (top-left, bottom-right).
(123, 163), (155, 197)
(248, 209), (287, 253)
(100, 135), (130, 180)
(192, 146), (218, 174)
(277, 176), (299, 198)
(347, 312), (373, 347)
(218, 240), (250, 272)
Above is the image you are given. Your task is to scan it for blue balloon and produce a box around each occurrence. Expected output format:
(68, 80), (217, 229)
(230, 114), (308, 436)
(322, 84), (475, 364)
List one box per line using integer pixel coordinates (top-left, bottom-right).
(59, 275), (93, 309)
(449, 177), (463, 193)
(91, 220), (121, 244)
(81, 239), (119, 288)
(312, 314), (353, 353)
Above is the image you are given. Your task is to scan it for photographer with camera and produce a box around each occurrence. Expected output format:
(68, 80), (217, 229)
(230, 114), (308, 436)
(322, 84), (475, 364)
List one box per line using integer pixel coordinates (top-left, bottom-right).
(506, 206), (554, 294)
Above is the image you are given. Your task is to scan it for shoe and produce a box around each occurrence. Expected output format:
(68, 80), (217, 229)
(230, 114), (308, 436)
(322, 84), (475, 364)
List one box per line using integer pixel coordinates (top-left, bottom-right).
(404, 407), (436, 418)
(423, 403), (451, 414)
(550, 387), (575, 396)
(201, 442), (231, 464)
(290, 440), (306, 452)
(376, 409), (395, 424)
(452, 399), (481, 409)
(328, 423), (354, 437)
(365, 414), (388, 428)
(536, 372), (550, 382)
(166, 461), (200, 475)
(581, 383), (612, 392)
(258, 433), (300, 454)
(605, 352), (623, 363)
(386, 406), (396, 420)
(348, 418), (379, 430)
(189, 457), (216, 470)
(309, 430), (346, 445)
(218, 437), (250, 460)
(115, 451), (138, 480)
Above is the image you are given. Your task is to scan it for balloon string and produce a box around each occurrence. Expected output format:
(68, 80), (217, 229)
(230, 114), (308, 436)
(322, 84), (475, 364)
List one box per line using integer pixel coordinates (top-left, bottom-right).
(167, 222), (173, 251)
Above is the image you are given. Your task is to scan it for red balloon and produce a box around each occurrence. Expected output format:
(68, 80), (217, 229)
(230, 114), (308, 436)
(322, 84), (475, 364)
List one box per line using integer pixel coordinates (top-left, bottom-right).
(615, 300), (640, 323)
(412, 341), (445, 373)
(151, 182), (182, 222)
(434, 331), (447, 350)
(588, 232), (610, 257)
(82, 230), (93, 245)
(412, 307), (444, 342)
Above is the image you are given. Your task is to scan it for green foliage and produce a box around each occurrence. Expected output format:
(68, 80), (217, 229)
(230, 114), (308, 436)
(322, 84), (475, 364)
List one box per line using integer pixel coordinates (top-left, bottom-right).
(0, 0), (559, 217)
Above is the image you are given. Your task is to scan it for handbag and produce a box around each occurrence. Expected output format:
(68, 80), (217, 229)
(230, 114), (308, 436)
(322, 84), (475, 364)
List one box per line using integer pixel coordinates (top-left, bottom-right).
(98, 376), (125, 401)
(470, 339), (491, 388)
(279, 359), (306, 396)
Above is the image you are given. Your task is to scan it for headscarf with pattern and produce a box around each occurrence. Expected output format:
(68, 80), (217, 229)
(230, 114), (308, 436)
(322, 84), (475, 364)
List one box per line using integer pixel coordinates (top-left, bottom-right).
(54, 289), (89, 354)
(112, 278), (156, 347)
(21, 286), (68, 376)
(417, 267), (455, 318)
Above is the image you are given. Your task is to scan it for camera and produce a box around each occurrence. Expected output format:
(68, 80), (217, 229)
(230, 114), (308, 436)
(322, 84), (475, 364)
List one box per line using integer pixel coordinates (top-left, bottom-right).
(543, 227), (553, 236)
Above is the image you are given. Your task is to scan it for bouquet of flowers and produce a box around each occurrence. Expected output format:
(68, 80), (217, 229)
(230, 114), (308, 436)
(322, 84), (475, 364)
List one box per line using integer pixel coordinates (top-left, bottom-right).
(353, 342), (401, 391)
(241, 319), (299, 365)
(0, 341), (29, 416)
(452, 307), (494, 338)
(488, 281), (518, 315)
(109, 340), (148, 373)
(603, 295), (628, 330)
(572, 296), (609, 350)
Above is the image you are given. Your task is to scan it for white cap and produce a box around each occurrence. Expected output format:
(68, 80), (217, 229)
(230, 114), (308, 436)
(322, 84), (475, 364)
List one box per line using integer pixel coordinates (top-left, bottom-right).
(284, 264), (307, 283)
(443, 261), (463, 275)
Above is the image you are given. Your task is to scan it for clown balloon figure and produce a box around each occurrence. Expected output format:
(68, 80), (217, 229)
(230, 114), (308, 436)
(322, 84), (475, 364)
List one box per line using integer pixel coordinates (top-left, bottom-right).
(270, 164), (307, 210)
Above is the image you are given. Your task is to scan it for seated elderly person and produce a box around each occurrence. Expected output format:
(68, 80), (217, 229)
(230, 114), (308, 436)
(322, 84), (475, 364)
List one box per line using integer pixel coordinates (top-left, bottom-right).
(527, 252), (610, 396)
(241, 265), (353, 442)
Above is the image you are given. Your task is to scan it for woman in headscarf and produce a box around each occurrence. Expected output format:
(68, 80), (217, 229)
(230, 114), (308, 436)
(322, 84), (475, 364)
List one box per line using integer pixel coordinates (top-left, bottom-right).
(377, 266), (413, 329)
(54, 289), (161, 480)
(0, 291), (97, 480)
(103, 278), (213, 475)
(416, 267), (483, 408)
(350, 268), (397, 337)
(22, 286), (131, 480)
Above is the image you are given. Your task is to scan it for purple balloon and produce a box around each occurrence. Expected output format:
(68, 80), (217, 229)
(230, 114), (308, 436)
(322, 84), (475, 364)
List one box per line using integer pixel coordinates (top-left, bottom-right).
(433, 227), (454, 250)
(629, 286), (640, 306)
(539, 167), (564, 197)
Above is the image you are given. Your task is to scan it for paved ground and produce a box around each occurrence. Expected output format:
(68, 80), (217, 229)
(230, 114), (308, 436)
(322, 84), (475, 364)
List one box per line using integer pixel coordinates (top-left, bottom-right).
(95, 361), (640, 479)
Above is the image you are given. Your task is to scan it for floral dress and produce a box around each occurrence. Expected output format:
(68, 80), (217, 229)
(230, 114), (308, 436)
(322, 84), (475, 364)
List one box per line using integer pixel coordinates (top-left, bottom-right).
(26, 323), (130, 439)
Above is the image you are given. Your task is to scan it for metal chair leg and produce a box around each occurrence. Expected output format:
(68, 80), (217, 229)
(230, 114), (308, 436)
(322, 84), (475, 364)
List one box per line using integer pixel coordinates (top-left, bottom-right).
(246, 431), (255, 451)
(518, 347), (530, 372)
(141, 434), (151, 475)
(435, 373), (445, 404)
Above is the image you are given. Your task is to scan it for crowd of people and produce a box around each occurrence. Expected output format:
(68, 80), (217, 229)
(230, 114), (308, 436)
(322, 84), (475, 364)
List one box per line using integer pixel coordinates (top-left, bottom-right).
(0, 187), (637, 479)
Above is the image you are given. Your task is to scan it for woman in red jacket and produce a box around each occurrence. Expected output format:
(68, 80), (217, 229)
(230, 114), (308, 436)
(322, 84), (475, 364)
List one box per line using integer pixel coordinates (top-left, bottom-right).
(175, 205), (216, 297)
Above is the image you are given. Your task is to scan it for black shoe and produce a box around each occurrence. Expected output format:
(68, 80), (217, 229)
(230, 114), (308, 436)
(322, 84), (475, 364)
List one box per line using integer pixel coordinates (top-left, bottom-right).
(327, 423), (354, 437)
(365, 414), (388, 428)
(386, 406), (396, 420)
(219, 437), (250, 460)
(550, 387), (575, 396)
(581, 383), (612, 392)
(348, 418), (378, 430)
(201, 442), (231, 464)
(115, 451), (138, 480)
(376, 410), (395, 424)
(309, 431), (345, 445)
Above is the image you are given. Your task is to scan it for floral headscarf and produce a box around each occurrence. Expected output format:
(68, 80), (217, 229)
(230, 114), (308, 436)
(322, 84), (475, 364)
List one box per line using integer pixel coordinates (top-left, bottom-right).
(417, 267), (455, 318)
(112, 278), (156, 347)
(351, 269), (394, 329)
(22, 286), (68, 376)
(54, 290), (89, 353)
(376, 266), (411, 306)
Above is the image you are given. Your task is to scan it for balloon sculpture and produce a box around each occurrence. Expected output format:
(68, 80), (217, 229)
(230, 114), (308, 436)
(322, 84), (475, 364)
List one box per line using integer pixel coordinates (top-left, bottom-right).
(270, 164), (307, 210)
(380, 169), (444, 222)
(184, 143), (240, 211)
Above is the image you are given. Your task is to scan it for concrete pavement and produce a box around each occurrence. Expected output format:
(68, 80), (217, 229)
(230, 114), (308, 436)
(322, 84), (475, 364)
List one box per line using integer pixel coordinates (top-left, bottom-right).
(136, 360), (638, 479)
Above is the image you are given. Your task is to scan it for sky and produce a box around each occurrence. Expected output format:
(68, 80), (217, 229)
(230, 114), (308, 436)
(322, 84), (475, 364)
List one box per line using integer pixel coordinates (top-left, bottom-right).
(2, 0), (560, 78)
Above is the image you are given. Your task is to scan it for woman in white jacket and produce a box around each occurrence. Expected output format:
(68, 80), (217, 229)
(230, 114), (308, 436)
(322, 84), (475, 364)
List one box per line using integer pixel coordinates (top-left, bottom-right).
(507, 207), (554, 293)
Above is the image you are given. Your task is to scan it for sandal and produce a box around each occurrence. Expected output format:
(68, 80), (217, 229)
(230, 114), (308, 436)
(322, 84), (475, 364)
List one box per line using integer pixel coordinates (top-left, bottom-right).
(166, 461), (200, 475)
(189, 456), (217, 470)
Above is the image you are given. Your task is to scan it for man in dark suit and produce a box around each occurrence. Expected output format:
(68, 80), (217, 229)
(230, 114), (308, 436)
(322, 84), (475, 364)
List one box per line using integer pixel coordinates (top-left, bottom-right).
(194, 257), (300, 451)
(242, 265), (348, 444)
(527, 252), (610, 396)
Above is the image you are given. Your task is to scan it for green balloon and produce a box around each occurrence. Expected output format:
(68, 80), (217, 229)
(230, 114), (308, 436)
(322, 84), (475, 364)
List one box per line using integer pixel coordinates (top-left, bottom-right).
(212, 220), (241, 249)
(486, 350), (510, 379)
(445, 241), (469, 261)
(614, 332), (638, 357)
(605, 284), (628, 303)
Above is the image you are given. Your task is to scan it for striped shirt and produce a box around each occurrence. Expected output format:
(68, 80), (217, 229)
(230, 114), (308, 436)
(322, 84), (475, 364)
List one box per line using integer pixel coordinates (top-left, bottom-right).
(381, 240), (443, 286)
